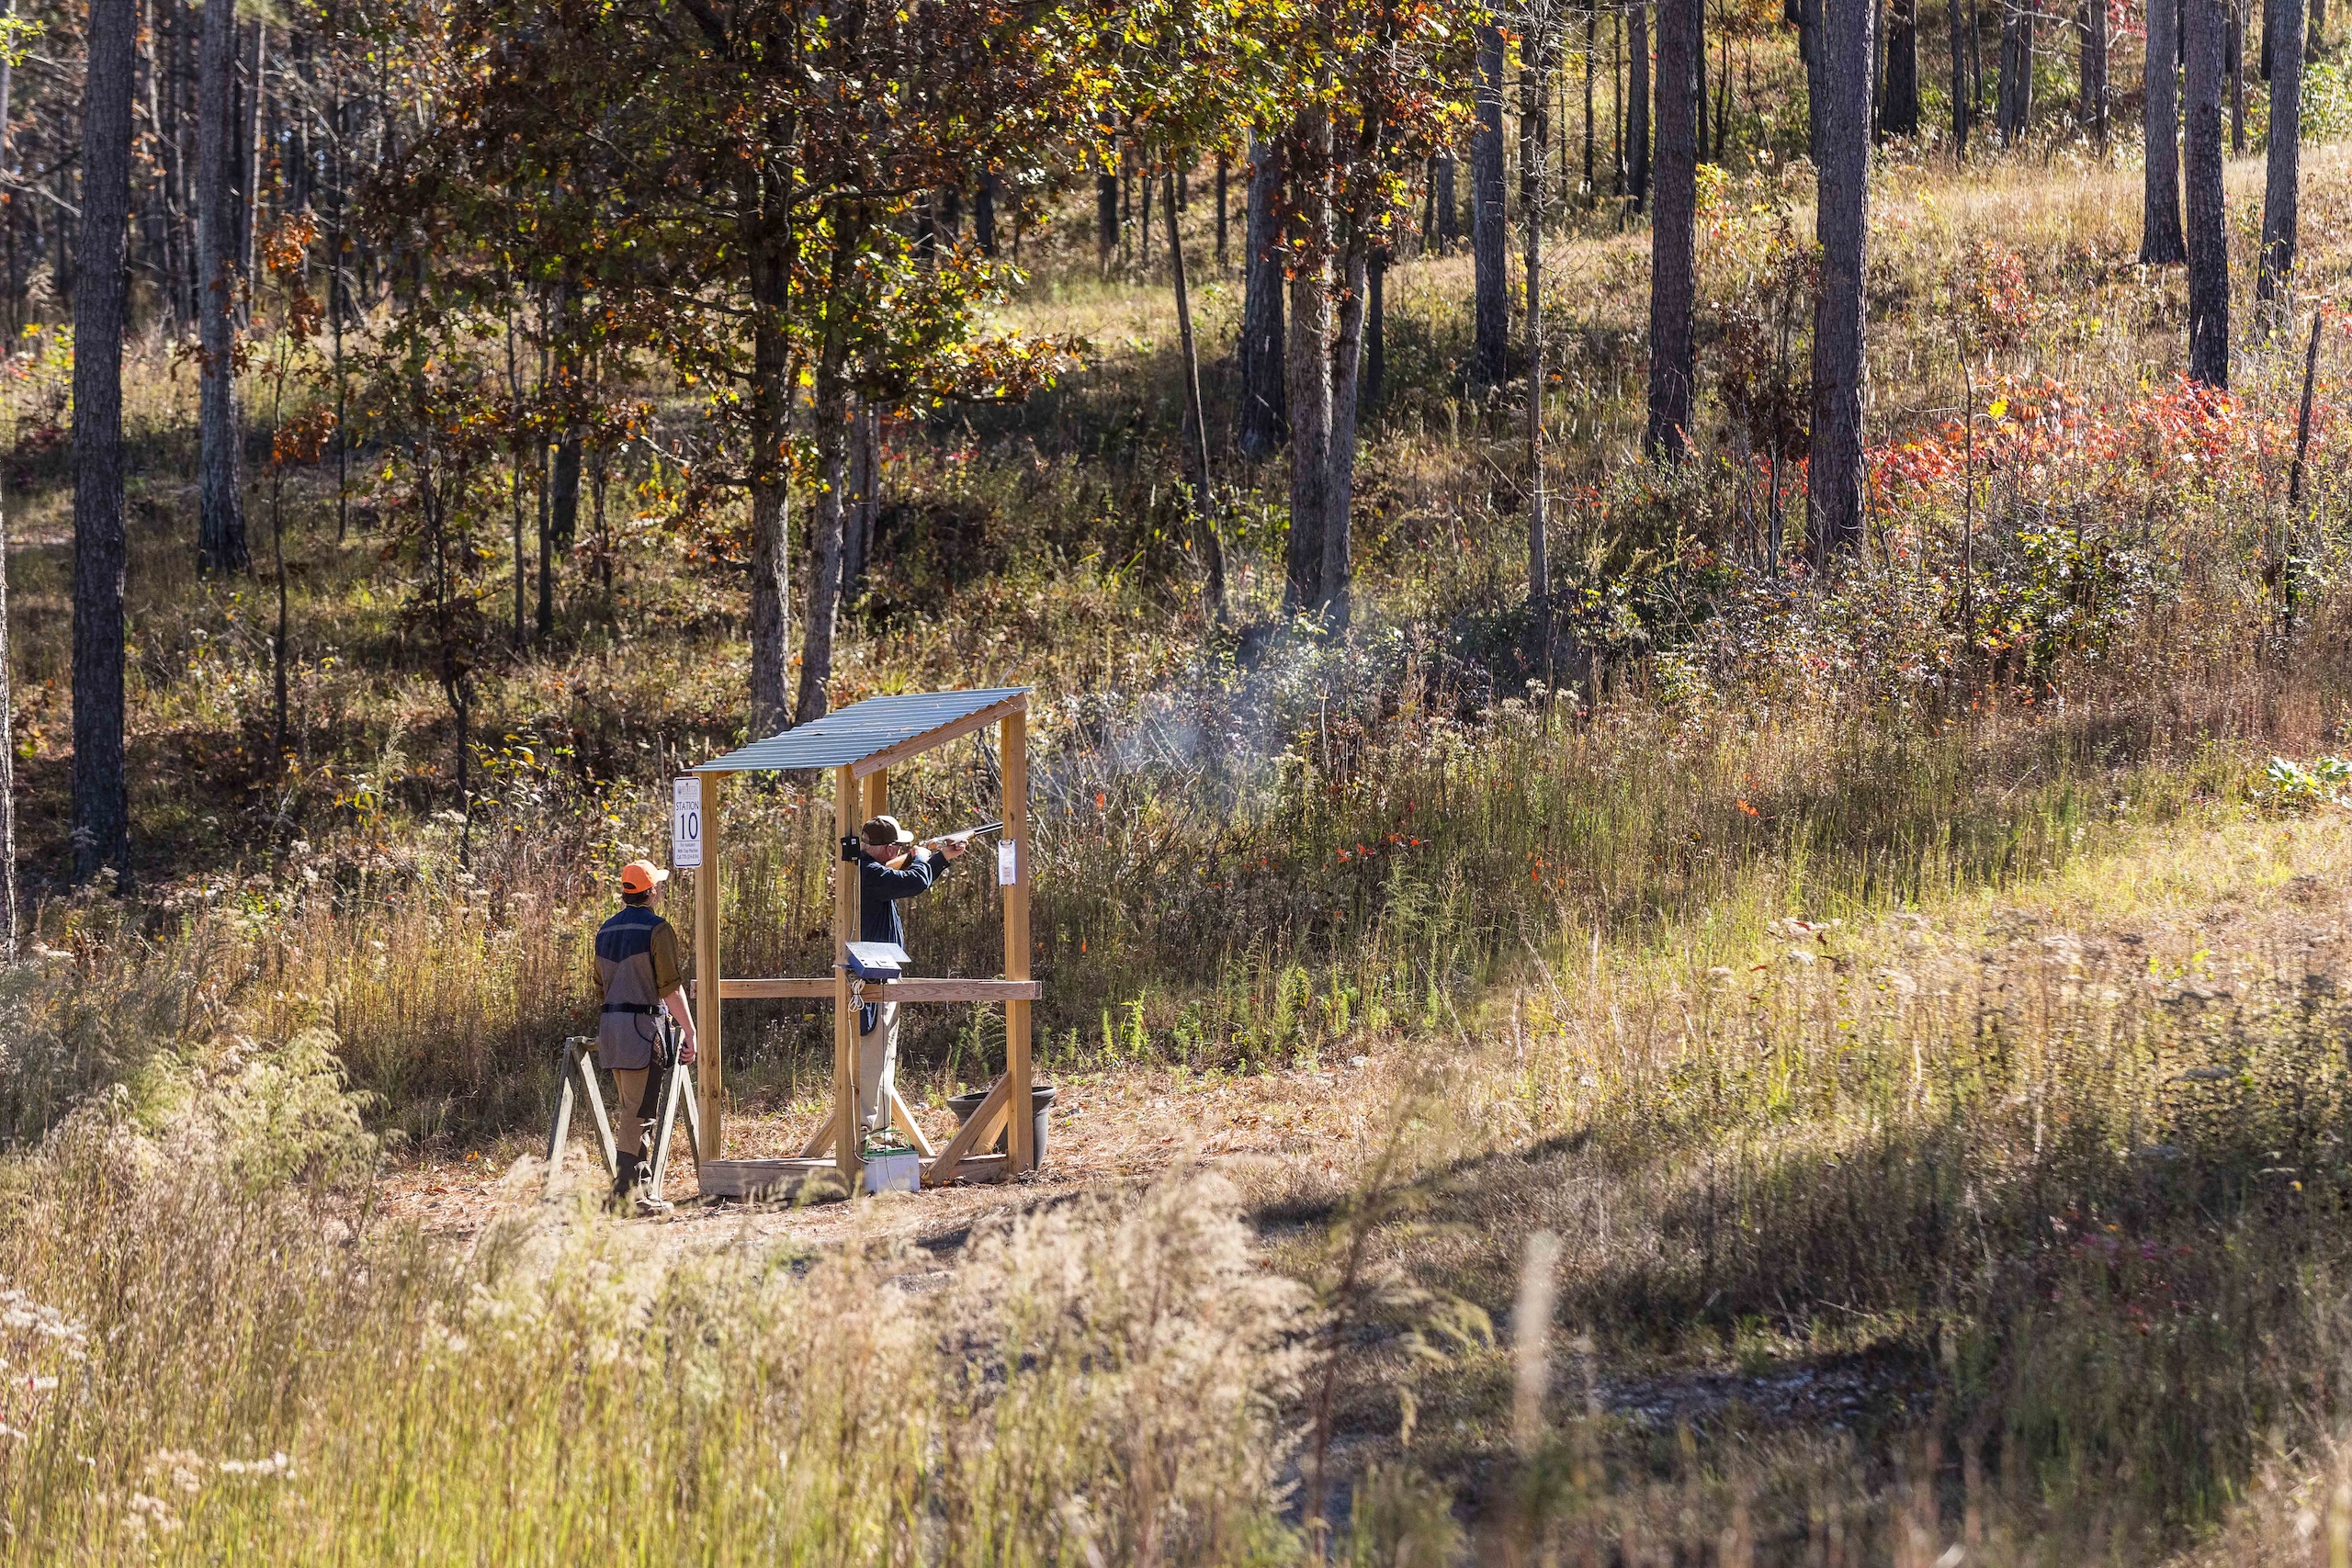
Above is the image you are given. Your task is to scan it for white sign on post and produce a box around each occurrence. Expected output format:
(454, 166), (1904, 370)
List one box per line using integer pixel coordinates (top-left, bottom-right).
(997, 840), (1017, 886)
(672, 777), (704, 869)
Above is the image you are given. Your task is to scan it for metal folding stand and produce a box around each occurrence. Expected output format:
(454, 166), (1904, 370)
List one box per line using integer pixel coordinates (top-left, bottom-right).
(546, 1029), (703, 1202)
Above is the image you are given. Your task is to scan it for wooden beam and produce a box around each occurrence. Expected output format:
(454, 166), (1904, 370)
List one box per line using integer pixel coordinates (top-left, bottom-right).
(1005, 708), (1035, 1173)
(849, 692), (1028, 779)
(923, 1151), (1010, 1185)
(799, 1111), (835, 1159)
(833, 765), (864, 1192)
(694, 773), (724, 1161)
(888, 1086), (939, 1157)
(719, 977), (1043, 1001)
(925, 1073), (1012, 1186)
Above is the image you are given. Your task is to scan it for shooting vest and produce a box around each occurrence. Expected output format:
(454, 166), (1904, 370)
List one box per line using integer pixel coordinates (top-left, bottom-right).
(594, 904), (679, 1071)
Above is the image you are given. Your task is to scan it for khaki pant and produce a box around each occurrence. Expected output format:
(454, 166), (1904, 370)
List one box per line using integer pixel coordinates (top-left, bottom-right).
(612, 1067), (650, 1156)
(856, 1002), (899, 1133)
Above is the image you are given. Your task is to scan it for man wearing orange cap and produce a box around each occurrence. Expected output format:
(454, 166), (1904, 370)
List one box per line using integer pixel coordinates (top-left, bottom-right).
(593, 859), (698, 1213)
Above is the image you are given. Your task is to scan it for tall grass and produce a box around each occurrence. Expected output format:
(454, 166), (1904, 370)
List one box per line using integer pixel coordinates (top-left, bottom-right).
(0, 1046), (1306, 1564)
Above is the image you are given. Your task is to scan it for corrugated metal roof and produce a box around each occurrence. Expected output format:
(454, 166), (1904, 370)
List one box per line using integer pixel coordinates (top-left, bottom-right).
(695, 688), (1029, 773)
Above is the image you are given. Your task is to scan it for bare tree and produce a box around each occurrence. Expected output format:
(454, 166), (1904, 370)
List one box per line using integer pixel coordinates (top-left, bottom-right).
(2185, 0), (2229, 385)
(197, 0), (248, 573)
(2143, 0), (2188, 262)
(2259, 0), (2303, 321)
(1472, 22), (1508, 384)
(1648, 0), (1697, 461)
(74, 0), (136, 885)
(1809, 0), (1874, 560)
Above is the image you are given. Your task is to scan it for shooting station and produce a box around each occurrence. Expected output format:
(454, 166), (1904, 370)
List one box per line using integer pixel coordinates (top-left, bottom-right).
(683, 687), (1040, 1199)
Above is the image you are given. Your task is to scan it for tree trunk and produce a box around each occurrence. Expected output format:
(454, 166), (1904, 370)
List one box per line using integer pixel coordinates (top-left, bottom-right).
(1649, 0), (1698, 461)
(1628, 2), (1652, 208)
(1216, 152), (1229, 266)
(2231, 0), (2246, 152)
(1237, 137), (1286, 457)
(240, 21), (262, 292)
(1283, 108), (1334, 615)
(0, 10), (16, 953)
(2081, 0), (2109, 147)
(74, 0), (135, 886)
(1473, 23), (1510, 382)
(1096, 172), (1117, 275)
(2311, 0), (2324, 59)
(1585, 6), (1599, 192)
(2143, 0), (2188, 261)
(2259, 0), (2303, 315)
(1996, 0), (2032, 140)
(1883, 0), (1920, 133)
(2185, 0), (2230, 386)
(1324, 226), (1365, 626)
(1432, 152), (1457, 249)
(744, 188), (793, 736)
(1524, 33), (1553, 620)
(1803, 0), (1826, 163)
(842, 396), (873, 601)
(1809, 0), (1873, 561)
(796, 360), (851, 724)
(197, 0), (247, 573)
(1366, 254), (1385, 408)
(1165, 171), (1225, 622)
(1951, 0), (1972, 153)
(975, 171), (997, 255)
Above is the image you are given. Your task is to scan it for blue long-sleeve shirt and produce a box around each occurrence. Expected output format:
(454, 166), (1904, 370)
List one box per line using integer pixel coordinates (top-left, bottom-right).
(860, 849), (950, 948)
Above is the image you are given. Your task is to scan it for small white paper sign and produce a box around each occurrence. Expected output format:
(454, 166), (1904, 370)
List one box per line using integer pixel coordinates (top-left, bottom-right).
(672, 777), (704, 869)
(997, 840), (1017, 886)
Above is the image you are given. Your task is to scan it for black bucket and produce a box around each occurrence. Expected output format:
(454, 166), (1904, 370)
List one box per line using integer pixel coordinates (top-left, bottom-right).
(946, 1083), (1057, 1165)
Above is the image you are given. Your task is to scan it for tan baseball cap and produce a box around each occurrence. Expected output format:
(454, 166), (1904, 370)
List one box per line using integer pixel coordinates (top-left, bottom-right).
(859, 815), (915, 846)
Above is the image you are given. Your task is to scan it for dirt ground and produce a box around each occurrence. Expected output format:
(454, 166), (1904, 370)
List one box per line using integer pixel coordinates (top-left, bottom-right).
(370, 1052), (1397, 1257)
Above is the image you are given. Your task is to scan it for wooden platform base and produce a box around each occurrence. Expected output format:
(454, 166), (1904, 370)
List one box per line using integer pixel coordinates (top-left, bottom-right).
(695, 1152), (1011, 1201)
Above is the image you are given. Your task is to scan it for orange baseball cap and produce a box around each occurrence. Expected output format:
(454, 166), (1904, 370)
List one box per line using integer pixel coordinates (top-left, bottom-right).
(619, 859), (669, 895)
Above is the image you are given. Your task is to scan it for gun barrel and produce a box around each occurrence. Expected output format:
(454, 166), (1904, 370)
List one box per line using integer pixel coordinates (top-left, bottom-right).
(927, 820), (1004, 845)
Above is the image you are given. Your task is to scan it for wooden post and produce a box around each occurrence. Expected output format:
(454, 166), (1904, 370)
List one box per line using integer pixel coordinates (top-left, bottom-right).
(1004, 705), (1034, 1172)
(694, 772), (724, 1160)
(833, 764), (863, 1190)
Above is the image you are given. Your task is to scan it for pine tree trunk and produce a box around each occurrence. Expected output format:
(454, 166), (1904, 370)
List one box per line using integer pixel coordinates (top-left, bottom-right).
(1996, 0), (2033, 140)
(2185, 0), (2230, 386)
(1810, 0), (1874, 561)
(1629, 2), (1652, 207)
(1283, 107), (1334, 615)
(1952, 0), (1972, 153)
(975, 172), (997, 255)
(1585, 6), (1599, 192)
(240, 21), (262, 290)
(1649, 0), (1698, 460)
(2231, 0), (2246, 151)
(1237, 137), (1286, 458)
(0, 13), (17, 953)
(1524, 33), (1553, 621)
(1473, 23), (1510, 381)
(1884, 0), (1919, 133)
(1803, 0), (1826, 162)
(1432, 152), (1456, 249)
(74, 0), (135, 886)
(2143, 0), (2188, 261)
(744, 185), (793, 736)
(197, 0), (247, 573)
(2081, 0), (2109, 147)
(2259, 0), (2303, 314)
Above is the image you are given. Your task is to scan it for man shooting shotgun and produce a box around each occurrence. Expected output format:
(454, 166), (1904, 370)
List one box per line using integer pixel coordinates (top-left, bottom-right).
(850, 815), (984, 1136)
